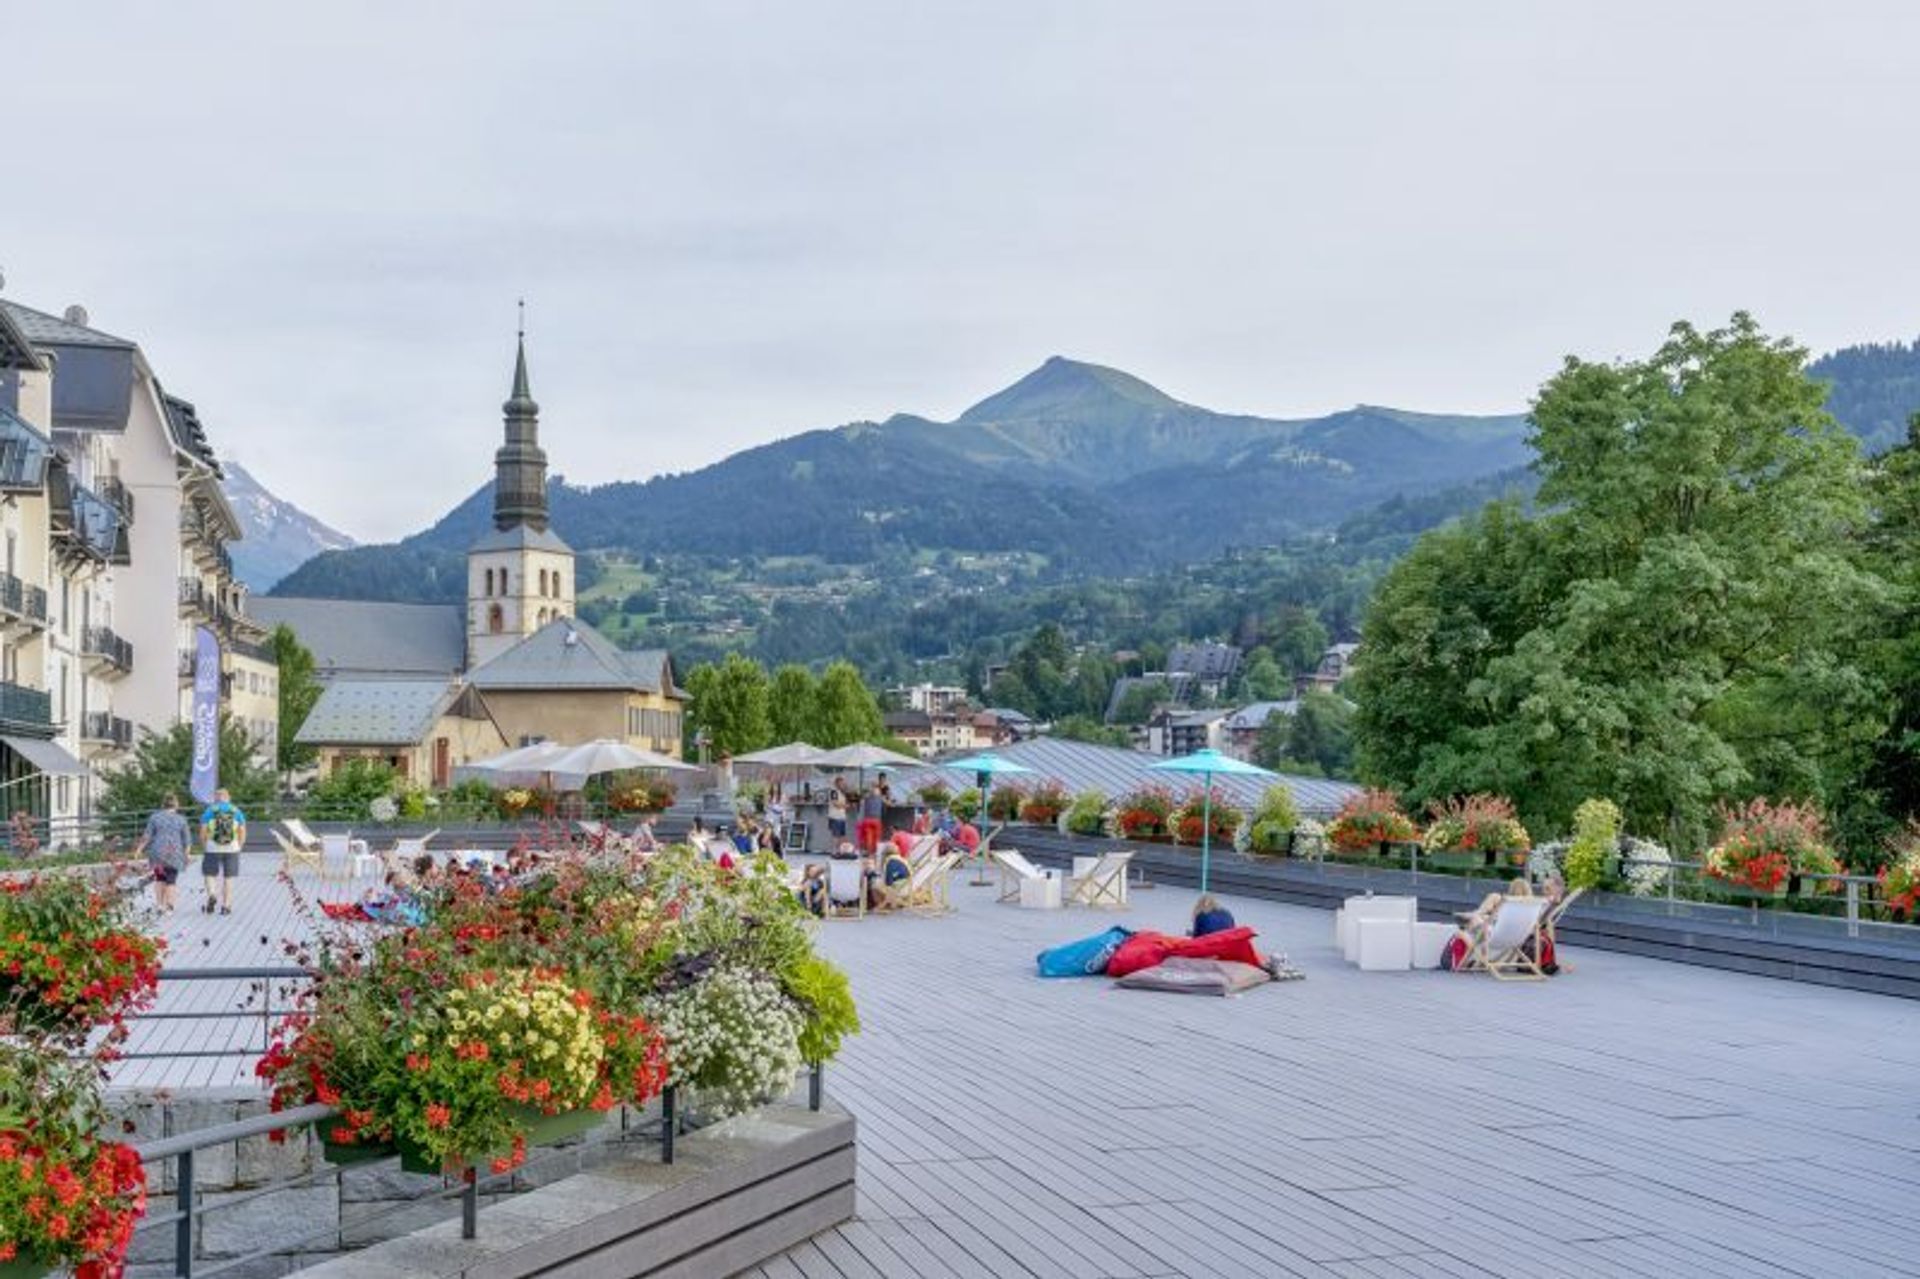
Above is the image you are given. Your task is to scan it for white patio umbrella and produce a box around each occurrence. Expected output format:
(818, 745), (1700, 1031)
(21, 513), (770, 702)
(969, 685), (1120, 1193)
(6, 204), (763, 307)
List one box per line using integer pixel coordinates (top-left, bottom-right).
(466, 740), (574, 774)
(814, 742), (923, 773)
(541, 739), (702, 777)
(1149, 748), (1276, 893)
(943, 752), (1035, 883)
(733, 742), (828, 768)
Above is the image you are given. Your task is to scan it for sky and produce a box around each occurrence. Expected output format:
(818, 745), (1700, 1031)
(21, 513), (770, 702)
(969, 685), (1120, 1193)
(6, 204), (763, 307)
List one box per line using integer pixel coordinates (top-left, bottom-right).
(5, 1), (1918, 541)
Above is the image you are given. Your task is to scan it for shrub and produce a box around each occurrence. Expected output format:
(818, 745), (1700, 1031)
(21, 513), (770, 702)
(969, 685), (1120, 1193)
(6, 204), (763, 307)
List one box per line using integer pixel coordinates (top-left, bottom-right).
(307, 758), (400, 821)
(1064, 791), (1108, 837)
(949, 788), (982, 821)
(1562, 798), (1620, 890)
(1114, 785), (1176, 840)
(916, 782), (952, 808)
(985, 785), (1026, 823)
(1704, 798), (1841, 894)
(1326, 789), (1417, 852)
(1019, 782), (1070, 825)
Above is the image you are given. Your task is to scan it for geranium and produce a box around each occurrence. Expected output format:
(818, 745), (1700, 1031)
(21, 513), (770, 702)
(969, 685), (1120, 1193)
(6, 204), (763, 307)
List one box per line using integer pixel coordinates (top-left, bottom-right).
(1422, 794), (1530, 857)
(0, 1041), (148, 1277)
(1877, 822), (1920, 918)
(1172, 789), (1241, 845)
(1326, 790), (1418, 852)
(985, 785), (1026, 823)
(0, 871), (163, 1050)
(1114, 785), (1175, 839)
(1705, 798), (1840, 894)
(1018, 783), (1070, 825)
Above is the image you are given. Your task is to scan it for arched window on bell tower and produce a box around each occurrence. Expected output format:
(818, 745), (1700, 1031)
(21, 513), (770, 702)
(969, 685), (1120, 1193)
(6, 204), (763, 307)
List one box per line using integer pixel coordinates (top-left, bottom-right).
(488, 604), (504, 634)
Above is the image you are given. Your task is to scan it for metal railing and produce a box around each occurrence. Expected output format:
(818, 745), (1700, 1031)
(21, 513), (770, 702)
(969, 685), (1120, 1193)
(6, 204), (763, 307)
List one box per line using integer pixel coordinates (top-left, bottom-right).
(0, 678), (54, 735)
(83, 624), (134, 673)
(80, 710), (135, 749)
(23, 583), (45, 625)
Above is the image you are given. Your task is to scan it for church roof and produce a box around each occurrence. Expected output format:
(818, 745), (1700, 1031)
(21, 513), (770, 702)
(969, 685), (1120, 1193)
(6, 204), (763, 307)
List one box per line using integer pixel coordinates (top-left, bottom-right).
(295, 677), (469, 746)
(469, 523), (572, 554)
(0, 300), (135, 350)
(467, 617), (677, 695)
(250, 597), (466, 680)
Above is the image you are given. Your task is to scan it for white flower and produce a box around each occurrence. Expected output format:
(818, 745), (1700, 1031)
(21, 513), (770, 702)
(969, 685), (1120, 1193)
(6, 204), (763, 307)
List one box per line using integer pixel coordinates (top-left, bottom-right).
(369, 796), (399, 823)
(1621, 837), (1672, 897)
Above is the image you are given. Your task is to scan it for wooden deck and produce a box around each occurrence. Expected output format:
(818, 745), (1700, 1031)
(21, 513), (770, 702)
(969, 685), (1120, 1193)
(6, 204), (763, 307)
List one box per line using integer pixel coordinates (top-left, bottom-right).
(114, 858), (1920, 1276)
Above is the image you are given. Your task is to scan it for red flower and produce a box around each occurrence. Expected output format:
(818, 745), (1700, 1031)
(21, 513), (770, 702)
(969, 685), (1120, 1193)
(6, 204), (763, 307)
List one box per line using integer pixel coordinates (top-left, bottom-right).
(424, 1103), (451, 1129)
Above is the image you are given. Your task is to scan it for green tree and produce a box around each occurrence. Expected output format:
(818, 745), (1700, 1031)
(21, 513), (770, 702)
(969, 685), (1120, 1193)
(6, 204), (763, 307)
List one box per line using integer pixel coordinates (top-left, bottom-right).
(1110, 678), (1172, 726)
(1856, 413), (1920, 858)
(987, 669), (1036, 717)
(683, 652), (773, 757)
(767, 664), (819, 743)
(306, 759), (399, 820)
(1237, 647), (1290, 701)
(100, 717), (279, 825)
(1267, 607), (1329, 677)
(1353, 315), (1887, 844)
(812, 660), (885, 748)
(1284, 691), (1355, 777)
(1070, 654), (1119, 720)
(1051, 715), (1130, 748)
(270, 624), (322, 775)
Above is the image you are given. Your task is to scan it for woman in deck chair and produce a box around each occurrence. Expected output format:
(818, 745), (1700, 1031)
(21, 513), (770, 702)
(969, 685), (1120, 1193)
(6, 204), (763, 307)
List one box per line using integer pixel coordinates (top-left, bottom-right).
(1442, 879), (1531, 971)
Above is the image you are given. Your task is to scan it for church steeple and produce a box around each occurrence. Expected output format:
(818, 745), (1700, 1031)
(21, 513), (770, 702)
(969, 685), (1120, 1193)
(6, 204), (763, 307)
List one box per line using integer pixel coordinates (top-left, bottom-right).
(493, 305), (549, 531)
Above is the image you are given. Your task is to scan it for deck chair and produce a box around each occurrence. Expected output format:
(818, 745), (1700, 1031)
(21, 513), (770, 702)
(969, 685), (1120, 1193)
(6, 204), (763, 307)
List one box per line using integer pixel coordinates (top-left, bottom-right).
(903, 833), (941, 870)
(1461, 897), (1549, 980)
(992, 848), (1048, 904)
(1068, 851), (1133, 908)
(320, 832), (373, 880)
(386, 830), (440, 876)
(283, 818), (323, 852)
(882, 851), (959, 914)
(273, 828), (323, 875)
(825, 858), (867, 920)
(1539, 886), (1584, 972)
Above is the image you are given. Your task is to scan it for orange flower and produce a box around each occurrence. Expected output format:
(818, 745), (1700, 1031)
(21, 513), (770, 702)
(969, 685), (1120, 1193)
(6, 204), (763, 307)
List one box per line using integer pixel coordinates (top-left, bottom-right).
(424, 1103), (451, 1129)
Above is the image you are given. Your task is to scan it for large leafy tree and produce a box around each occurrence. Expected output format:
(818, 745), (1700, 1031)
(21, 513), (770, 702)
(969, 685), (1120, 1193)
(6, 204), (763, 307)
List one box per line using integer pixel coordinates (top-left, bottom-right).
(1354, 315), (1887, 846)
(681, 652), (773, 757)
(811, 661), (885, 748)
(270, 624), (322, 775)
(767, 664), (818, 744)
(100, 717), (279, 825)
(1258, 690), (1355, 778)
(1856, 414), (1920, 859)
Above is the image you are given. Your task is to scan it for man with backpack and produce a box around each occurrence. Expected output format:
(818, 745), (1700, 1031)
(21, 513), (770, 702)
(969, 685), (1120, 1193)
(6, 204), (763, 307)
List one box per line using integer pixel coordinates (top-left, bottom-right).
(199, 788), (247, 916)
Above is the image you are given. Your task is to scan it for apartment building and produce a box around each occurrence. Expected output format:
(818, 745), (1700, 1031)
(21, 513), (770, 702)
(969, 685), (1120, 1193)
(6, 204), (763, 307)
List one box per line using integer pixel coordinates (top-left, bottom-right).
(0, 296), (275, 828)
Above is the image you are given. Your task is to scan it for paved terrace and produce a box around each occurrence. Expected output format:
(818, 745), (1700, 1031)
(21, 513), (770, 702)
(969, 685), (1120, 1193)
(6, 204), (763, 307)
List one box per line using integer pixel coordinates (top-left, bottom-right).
(118, 860), (1920, 1278)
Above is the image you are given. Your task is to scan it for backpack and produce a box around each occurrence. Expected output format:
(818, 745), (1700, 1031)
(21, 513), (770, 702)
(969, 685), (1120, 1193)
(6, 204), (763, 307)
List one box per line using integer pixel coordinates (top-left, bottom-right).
(209, 808), (238, 847)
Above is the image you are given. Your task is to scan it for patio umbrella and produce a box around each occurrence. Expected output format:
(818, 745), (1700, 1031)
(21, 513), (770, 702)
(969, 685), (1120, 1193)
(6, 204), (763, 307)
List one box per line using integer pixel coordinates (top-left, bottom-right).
(541, 739), (701, 777)
(942, 752), (1035, 884)
(1149, 748), (1276, 893)
(814, 742), (924, 791)
(733, 741), (828, 768)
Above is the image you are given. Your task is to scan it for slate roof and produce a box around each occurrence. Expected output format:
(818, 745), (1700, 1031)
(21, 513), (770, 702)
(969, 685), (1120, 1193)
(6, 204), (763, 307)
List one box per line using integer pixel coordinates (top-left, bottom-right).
(887, 736), (1359, 818)
(0, 304), (43, 370)
(467, 617), (677, 695)
(1167, 641), (1243, 681)
(1225, 700), (1299, 732)
(295, 678), (464, 746)
(249, 598), (466, 680)
(161, 392), (221, 475)
(0, 300), (135, 350)
(469, 524), (572, 555)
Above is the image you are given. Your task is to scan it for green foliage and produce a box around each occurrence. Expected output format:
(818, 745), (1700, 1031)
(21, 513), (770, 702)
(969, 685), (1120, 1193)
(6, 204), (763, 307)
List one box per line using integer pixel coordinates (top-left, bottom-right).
(1353, 315), (1889, 846)
(1266, 607), (1330, 678)
(949, 788), (982, 821)
(1247, 785), (1300, 853)
(683, 652), (773, 756)
(811, 660), (884, 747)
(1064, 790), (1108, 836)
(1563, 798), (1621, 890)
(1052, 715), (1130, 747)
(1256, 691), (1356, 778)
(1111, 678), (1172, 726)
(100, 717), (278, 824)
(307, 759), (399, 820)
(768, 664), (818, 744)
(271, 624), (322, 773)
(1237, 647), (1289, 700)
(785, 955), (861, 1065)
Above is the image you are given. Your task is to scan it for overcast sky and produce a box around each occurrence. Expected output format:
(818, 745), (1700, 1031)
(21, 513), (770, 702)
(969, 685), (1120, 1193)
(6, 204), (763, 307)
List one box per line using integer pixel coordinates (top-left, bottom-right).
(5, 1), (1917, 540)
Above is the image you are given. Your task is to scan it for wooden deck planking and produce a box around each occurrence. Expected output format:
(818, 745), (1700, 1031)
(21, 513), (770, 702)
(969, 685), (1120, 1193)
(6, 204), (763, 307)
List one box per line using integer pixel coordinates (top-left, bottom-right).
(103, 859), (1920, 1276)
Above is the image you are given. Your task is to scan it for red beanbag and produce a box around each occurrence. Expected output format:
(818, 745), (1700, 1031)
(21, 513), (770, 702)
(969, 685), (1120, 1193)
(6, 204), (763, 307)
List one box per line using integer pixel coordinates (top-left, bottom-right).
(1106, 926), (1261, 978)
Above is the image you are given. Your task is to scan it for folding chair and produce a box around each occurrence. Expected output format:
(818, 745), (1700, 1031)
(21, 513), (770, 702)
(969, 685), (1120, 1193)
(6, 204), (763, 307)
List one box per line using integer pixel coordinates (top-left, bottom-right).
(825, 858), (868, 920)
(1067, 851), (1133, 908)
(273, 828), (323, 875)
(991, 848), (1048, 904)
(1460, 897), (1549, 980)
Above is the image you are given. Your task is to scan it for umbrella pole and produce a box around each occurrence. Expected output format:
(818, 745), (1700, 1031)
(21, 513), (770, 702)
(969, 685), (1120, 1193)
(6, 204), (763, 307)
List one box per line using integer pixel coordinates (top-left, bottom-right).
(1200, 775), (1212, 894)
(970, 776), (993, 886)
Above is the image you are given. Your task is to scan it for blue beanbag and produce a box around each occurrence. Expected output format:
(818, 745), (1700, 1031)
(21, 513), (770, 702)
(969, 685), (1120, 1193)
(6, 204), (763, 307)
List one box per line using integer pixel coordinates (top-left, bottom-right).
(1036, 926), (1133, 978)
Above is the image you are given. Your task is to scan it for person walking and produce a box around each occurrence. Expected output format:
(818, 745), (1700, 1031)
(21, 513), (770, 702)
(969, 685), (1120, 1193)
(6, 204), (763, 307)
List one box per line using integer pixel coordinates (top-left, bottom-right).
(131, 793), (191, 913)
(198, 787), (247, 916)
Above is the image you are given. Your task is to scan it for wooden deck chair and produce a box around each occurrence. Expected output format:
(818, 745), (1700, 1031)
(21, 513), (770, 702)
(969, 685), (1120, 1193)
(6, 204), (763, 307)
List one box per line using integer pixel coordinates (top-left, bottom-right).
(273, 828), (323, 875)
(387, 830), (440, 877)
(991, 848), (1048, 904)
(825, 858), (867, 920)
(283, 818), (322, 852)
(904, 833), (941, 870)
(1068, 851), (1133, 908)
(1461, 897), (1549, 980)
(882, 851), (959, 914)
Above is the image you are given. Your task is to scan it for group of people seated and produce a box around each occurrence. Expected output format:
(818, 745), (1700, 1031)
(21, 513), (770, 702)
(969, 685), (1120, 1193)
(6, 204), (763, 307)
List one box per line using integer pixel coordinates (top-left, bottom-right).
(796, 837), (918, 916)
(1444, 874), (1566, 973)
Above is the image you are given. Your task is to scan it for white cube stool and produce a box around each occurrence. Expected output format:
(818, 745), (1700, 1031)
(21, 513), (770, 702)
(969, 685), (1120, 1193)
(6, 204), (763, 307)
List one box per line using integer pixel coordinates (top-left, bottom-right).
(1333, 907), (1346, 950)
(1356, 918), (1413, 971)
(1019, 871), (1063, 910)
(1341, 896), (1417, 963)
(1411, 922), (1456, 970)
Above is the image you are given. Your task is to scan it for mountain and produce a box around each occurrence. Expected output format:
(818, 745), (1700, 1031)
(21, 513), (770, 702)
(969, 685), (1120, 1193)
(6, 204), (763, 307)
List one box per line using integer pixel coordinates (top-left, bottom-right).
(1810, 338), (1920, 452)
(221, 462), (357, 592)
(273, 358), (1531, 599)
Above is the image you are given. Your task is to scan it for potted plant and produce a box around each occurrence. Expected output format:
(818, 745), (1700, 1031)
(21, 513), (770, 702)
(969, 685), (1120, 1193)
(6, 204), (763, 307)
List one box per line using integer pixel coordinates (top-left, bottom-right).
(0, 872), (163, 1051)
(1063, 791), (1108, 838)
(1172, 790), (1241, 845)
(1326, 789), (1418, 859)
(1018, 783), (1069, 826)
(1114, 785), (1176, 842)
(985, 785), (1026, 824)
(1879, 822), (1920, 920)
(1422, 794), (1531, 872)
(1703, 799), (1840, 899)
(948, 788), (982, 822)
(916, 782), (952, 809)
(1561, 798), (1620, 890)
(1246, 786), (1300, 857)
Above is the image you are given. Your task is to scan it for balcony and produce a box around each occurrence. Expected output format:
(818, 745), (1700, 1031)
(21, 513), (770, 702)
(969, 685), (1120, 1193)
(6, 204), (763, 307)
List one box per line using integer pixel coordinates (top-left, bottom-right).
(81, 711), (133, 750)
(0, 575), (47, 632)
(0, 681), (55, 738)
(99, 477), (135, 526)
(49, 469), (121, 565)
(82, 626), (133, 678)
(179, 576), (212, 617)
(228, 635), (277, 666)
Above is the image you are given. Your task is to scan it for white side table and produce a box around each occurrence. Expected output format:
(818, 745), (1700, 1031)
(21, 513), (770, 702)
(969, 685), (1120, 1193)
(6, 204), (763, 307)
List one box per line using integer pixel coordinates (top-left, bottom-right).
(1019, 871), (1063, 910)
(1411, 922), (1455, 970)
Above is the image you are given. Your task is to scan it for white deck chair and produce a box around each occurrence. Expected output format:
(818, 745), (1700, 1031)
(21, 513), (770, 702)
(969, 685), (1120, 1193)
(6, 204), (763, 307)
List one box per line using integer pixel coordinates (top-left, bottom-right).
(904, 833), (942, 870)
(273, 828), (323, 875)
(1067, 851), (1133, 908)
(883, 851), (959, 914)
(991, 848), (1048, 904)
(1462, 897), (1549, 980)
(825, 858), (867, 920)
(387, 830), (440, 877)
(283, 818), (322, 852)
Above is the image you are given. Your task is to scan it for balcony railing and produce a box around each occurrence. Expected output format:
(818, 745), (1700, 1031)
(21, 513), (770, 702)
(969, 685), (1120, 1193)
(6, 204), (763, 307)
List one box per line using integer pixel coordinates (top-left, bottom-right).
(178, 576), (211, 615)
(82, 625), (133, 675)
(24, 584), (45, 626)
(0, 680), (54, 737)
(0, 573), (20, 619)
(99, 476), (135, 526)
(81, 710), (133, 748)
(228, 635), (278, 666)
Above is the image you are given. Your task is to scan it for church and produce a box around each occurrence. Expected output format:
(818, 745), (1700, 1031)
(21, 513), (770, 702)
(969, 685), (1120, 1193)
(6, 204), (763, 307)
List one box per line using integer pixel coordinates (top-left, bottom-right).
(255, 333), (685, 785)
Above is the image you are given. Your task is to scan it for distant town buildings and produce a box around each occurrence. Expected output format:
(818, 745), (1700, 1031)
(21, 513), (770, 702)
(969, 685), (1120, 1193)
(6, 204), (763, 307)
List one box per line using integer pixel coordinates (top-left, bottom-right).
(888, 682), (968, 715)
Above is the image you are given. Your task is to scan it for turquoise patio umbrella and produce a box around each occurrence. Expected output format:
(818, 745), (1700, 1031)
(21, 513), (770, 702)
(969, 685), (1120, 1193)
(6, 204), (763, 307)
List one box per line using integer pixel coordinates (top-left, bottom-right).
(943, 752), (1034, 884)
(1149, 749), (1277, 893)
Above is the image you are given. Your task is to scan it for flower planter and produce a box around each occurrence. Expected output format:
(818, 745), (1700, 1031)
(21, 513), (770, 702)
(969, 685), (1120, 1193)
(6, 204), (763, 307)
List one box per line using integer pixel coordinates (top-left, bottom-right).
(398, 1106), (602, 1175)
(1423, 848), (1489, 872)
(0, 1255), (52, 1279)
(1712, 879), (1789, 901)
(1791, 875), (1842, 899)
(321, 1135), (396, 1167)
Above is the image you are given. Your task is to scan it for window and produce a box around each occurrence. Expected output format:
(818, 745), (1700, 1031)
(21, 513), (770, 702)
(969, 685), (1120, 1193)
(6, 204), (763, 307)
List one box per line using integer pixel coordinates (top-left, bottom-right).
(538, 569), (547, 596)
(488, 604), (504, 634)
(484, 568), (494, 595)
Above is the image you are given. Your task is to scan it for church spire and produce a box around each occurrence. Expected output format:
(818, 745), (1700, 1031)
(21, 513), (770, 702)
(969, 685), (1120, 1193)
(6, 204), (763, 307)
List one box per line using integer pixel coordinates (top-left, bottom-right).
(493, 302), (549, 531)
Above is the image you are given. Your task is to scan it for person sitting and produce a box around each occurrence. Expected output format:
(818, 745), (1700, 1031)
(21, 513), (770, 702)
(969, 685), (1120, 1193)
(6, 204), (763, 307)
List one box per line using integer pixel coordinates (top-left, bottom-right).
(875, 845), (912, 907)
(732, 821), (757, 858)
(797, 863), (829, 917)
(1190, 893), (1237, 938)
(1444, 879), (1532, 970)
(948, 820), (981, 855)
